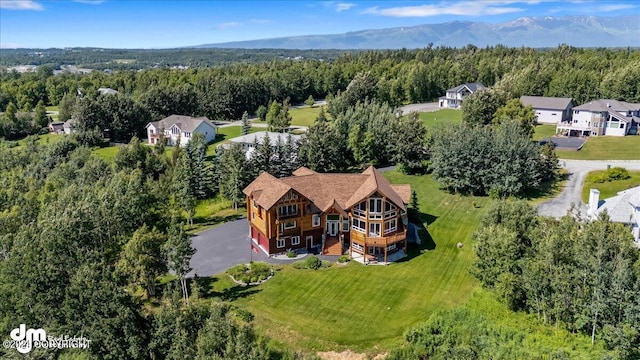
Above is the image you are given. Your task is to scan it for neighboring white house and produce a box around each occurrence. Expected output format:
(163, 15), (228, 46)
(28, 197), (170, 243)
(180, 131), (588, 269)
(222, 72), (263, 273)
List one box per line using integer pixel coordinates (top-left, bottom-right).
(438, 82), (486, 109)
(97, 87), (118, 96)
(223, 131), (302, 158)
(145, 115), (217, 147)
(556, 99), (640, 137)
(63, 119), (75, 134)
(587, 187), (640, 245)
(520, 96), (574, 124)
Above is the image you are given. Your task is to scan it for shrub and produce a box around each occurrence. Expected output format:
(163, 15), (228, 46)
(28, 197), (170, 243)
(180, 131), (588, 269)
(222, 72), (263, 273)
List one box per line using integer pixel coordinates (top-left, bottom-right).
(292, 260), (306, 269)
(338, 255), (350, 263)
(234, 308), (255, 322)
(305, 255), (322, 270)
(321, 260), (332, 268)
(605, 167), (630, 181)
(227, 262), (272, 284)
(287, 250), (297, 258)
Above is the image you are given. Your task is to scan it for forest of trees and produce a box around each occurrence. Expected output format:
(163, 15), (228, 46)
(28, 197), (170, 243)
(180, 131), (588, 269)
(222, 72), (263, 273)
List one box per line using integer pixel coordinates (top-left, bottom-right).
(471, 201), (640, 359)
(2, 45), (639, 136)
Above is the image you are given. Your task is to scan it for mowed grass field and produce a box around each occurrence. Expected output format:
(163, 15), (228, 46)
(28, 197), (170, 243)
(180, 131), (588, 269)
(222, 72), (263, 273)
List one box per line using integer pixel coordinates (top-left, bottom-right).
(218, 172), (488, 351)
(533, 124), (557, 141)
(581, 170), (640, 203)
(418, 109), (462, 129)
(556, 135), (640, 160)
(206, 126), (262, 156)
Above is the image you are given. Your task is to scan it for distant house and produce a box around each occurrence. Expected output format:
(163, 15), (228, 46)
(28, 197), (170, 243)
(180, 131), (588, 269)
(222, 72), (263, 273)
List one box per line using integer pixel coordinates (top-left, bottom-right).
(243, 166), (411, 263)
(97, 87), (118, 96)
(520, 96), (574, 124)
(556, 99), (640, 137)
(224, 131), (303, 158)
(48, 122), (65, 134)
(145, 114), (217, 147)
(587, 187), (640, 245)
(438, 82), (486, 109)
(63, 119), (75, 134)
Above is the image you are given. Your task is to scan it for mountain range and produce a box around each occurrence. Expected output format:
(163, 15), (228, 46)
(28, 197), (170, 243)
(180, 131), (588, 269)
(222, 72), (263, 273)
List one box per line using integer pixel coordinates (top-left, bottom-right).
(194, 15), (640, 49)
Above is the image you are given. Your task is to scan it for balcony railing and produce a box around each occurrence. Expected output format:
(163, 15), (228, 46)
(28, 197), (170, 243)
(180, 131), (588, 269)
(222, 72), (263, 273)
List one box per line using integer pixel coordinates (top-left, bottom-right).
(351, 229), (407, 246)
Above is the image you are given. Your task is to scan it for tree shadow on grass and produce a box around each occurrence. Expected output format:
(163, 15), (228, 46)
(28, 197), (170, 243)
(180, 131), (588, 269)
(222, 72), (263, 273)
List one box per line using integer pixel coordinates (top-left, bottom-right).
(521, 171), (570, 201)
(397, 211), (437, 262)
(215, 285), (262, 302)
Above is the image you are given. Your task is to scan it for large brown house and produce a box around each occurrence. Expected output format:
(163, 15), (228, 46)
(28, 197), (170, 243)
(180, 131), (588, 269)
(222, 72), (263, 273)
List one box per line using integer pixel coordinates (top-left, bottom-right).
(243, 166), (411, 263)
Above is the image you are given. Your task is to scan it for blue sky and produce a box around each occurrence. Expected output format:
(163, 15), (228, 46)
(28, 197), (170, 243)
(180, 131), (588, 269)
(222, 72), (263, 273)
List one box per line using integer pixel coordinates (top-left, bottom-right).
(1, 0), (638, 48)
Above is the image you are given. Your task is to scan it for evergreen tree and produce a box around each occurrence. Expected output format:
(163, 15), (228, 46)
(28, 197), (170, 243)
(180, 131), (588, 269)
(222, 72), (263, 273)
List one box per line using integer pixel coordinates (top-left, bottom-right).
(218, 144), (250, 210)
(34, 100), (48, 128)
(185, 133), (212, 199)
(241, 110), (251, 135)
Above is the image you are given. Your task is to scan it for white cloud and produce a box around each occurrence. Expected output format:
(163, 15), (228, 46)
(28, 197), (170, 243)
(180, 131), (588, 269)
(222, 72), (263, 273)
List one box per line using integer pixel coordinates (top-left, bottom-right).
(336, 3), (356, 12)
(596, 3), (636, 11)
(0, 0), (43, 10)
(217, 22), (242, 30)
(363, 1), (528, 17)
(249, 18), (272, 24)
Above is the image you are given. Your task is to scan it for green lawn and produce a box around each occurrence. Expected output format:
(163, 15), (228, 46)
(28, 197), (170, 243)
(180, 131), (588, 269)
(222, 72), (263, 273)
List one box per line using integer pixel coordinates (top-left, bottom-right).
(418, 109), (462, 129)
(533, 124), (557, 141)
(581, 170), (640, 203)
(92, 146), (120, 162)
(210, 172), (488, 351)
(289, 106), (325, 127)
(556, 135), (640, 160)
(187, 196), (245, 234)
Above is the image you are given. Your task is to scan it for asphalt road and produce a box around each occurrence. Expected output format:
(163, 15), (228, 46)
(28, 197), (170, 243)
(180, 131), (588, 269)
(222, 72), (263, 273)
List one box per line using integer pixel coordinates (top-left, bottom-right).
(537, 160), (640, 218)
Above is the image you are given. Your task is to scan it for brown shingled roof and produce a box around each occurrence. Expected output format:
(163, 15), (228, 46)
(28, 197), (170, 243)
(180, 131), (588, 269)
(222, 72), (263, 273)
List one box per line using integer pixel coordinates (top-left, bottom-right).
(391, 185), (411, 204)
(244, 166), (410, 212)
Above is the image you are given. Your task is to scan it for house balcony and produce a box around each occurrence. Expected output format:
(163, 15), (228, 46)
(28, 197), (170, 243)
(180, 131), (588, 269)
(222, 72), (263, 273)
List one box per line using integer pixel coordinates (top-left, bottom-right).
(350, 229), (407, 247)
(275, 211), (302, 221)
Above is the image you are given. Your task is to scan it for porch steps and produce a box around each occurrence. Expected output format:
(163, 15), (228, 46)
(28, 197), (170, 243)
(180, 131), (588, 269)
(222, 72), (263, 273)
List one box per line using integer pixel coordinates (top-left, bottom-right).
(322, 238), (342, 256)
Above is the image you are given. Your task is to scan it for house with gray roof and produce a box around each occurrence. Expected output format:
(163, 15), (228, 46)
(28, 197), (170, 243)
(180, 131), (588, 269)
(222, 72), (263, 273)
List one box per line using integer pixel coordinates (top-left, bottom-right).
(145, 115), (217, 147)
(556, 99), (640, 137)
(97, 87), (118, 96)
(438, 82), (486, 109)
(520, 96), (574, 124)
(223, 131), (303, 158)
(588, 187), (640, 245)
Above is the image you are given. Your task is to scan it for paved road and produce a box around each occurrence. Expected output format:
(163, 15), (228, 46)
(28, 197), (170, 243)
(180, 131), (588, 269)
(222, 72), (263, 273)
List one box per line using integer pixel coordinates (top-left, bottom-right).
(537, 160), (640, 218)
(398, 102), (440, 114)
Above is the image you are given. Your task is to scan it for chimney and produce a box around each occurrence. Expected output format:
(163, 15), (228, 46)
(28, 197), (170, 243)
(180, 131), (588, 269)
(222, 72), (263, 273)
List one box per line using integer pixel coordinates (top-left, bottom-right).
(588, 189), (600, 218)
(607, 102), (611, 108)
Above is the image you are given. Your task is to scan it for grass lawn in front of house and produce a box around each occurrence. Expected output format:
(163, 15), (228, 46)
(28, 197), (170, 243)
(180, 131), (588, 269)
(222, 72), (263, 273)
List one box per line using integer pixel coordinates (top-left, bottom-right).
(581, 170), (640, 203)
(533, 124), (557, 141)
(186, 196), (245, 234)
(556, 135), (640, 160)
(211, 171), (487, 352)
(418, 109), (462, 129)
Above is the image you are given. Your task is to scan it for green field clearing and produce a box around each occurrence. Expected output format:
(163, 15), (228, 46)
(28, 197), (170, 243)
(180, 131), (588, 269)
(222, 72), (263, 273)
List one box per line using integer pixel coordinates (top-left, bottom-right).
(533, 124), (557, 141)
(187, 196), (245, 233)
(581, 170), (640, 203)
(92, 146), (120, 162)
(418, 109), (462, 129)
(288, 106), (325, 127)
(209, 172), (488, 351)
(556, 135), (640, 160)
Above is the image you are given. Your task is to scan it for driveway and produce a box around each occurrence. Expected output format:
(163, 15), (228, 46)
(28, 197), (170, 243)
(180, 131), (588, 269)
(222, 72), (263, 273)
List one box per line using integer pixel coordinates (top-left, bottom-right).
(398, 102), (440, 115)
(540, 136), (586, 150)
(537, 160), (640, 218)
(188, 219), (268, 277)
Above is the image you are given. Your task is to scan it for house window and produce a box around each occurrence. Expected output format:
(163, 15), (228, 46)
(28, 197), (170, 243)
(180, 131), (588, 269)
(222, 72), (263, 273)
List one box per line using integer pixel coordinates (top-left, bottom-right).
(369, 198), (382, 213)
(327, 214), (339, 221)
(384, 201), (397, 219)
(277, 238), (285, 248)
(384, 219), (397, 234)
(291, 236), (300, 246)
(312, 214), (320, 227)
(352, 218), (366, 233)
(279, 204), (298, 217)
(352, 242), (363, 251)
(306, 235), (313, 245)
(164, 130), (171, 136)
(342, 219), (349, 232)
(369, 223), (381, 237)
(551, 113), (557, 116)
(172, 127), (180, 135)
(184, 132), (191, 138)
(368, 247), (375, 255)
(280, 221), (296, 232)
(252, 212), (255, 220)
(387, 244), (397, 252)
(252, 199), (257, 208)
(574, 110), (579, 114)
(353, 201), (366, 217)
(620, 123), (625, 129)
(149, 129), (154, 134)
(283, 192), (298, 201)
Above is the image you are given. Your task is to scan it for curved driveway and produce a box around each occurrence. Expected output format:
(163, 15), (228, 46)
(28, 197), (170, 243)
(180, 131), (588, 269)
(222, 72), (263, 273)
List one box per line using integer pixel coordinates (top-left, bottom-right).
(537, 160), (640, 218)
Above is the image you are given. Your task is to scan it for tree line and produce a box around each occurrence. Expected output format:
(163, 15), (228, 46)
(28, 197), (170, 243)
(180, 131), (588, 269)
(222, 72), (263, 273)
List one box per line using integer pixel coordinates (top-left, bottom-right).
(472, 201), (640, 359)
